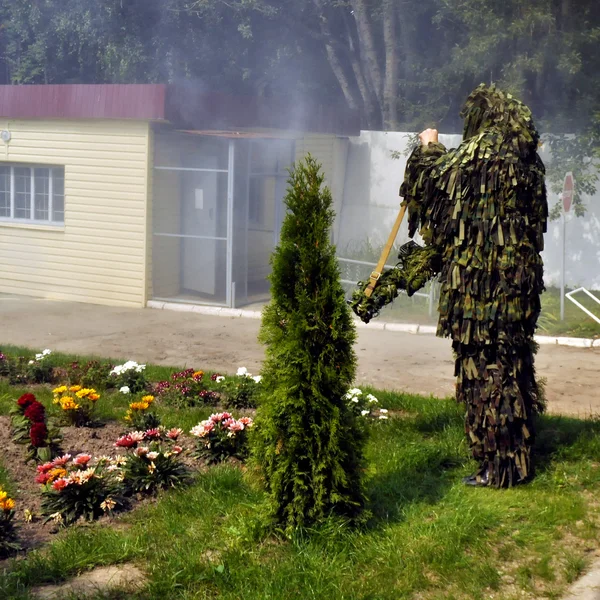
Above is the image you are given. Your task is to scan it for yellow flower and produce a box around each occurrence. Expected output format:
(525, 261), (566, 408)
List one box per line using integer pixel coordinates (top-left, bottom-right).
(47, 468), (67, 482)
(76, 388), (96, 398)
(193, 371), (204, 378)
(129, 402), (149, 411)
(141, 395), (155, 404)
(69, 385), (82, 392)
(0, 498), (15, 511)
(60, 397), (80, 411)
(0, 490), (7, 502)
(53, 385), (68, 394)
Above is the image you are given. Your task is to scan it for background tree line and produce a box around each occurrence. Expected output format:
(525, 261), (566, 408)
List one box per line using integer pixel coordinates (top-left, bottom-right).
(0, 0), (598, 211)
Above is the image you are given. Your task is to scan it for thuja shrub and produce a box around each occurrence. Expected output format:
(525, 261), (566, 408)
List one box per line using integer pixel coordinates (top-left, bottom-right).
(252, 156), (367, 532)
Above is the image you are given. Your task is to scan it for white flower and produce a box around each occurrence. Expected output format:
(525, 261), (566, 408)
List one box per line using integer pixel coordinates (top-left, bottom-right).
(111, 361), (145, 375)
(119, 386), (130, 394)
(236, 367), (249, 377)
(379, 415), (388, 420)
(29, 360), (35, 365)
(361, 410), (370, 416)
(351, 398), (359, 403)
(348, 388), (362, 396)
(147, 451), (159, 460)
(252, 375), (262, 383)
(379, 408), (388, 414)
(216, 376), (225, 383)
(135, 364), (146, 373)
(366, 394), (378, 404)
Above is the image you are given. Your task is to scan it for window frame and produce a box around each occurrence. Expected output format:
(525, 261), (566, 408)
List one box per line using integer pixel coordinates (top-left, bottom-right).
(0, 163), (65, 227)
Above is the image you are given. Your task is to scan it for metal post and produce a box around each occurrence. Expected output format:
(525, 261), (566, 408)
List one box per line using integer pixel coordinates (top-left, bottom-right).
(226, 140), (235, 308)
(560, 209), (566, 321)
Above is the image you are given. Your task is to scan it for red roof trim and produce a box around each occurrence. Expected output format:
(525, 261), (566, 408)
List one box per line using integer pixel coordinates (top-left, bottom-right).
(0, 84), (167, 120)
(0, 83), (360, 136)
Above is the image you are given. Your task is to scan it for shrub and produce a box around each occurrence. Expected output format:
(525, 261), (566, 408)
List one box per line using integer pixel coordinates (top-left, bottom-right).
(117, 428), (188, 495)
(110, 361), (147, 393)
(0, 351), (9, 377)
(0, 486), (19, 557)
(153, 369), (219, 408)
(252, 156), (367, 531)
(190, 412), (254, 464)
(38, 454), (127, 526)
(10, 393), (62, 462)
(216, 368), (262, 409)
(124, 395), (161, 430)
(67, 360), (114, 389)
(8, 350), (56, 385)
(52, 385), (100, 427)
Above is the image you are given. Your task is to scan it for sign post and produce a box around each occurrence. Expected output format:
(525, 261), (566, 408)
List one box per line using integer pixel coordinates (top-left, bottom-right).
(560, 172), (574, 321)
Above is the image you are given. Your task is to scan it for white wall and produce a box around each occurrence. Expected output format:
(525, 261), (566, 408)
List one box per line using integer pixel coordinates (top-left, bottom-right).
(338, 130), (600, 290)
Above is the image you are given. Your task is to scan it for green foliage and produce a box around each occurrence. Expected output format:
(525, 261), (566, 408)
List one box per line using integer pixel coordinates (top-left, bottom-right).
(66, 360), (114, 389)
(0, 485), (19, 558)
(217, 371), (261, 409)
(252, 156), (367, 532)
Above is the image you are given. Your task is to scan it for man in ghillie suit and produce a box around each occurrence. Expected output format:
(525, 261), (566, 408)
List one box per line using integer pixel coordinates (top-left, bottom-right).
(351, 84), (548, 487)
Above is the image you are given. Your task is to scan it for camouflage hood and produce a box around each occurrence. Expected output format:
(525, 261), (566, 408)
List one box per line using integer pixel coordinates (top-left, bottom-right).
(460, 83), (540, 151)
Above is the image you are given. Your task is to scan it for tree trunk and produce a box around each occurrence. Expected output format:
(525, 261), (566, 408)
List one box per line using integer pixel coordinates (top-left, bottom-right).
(312, 0), (361, 112)
(350, 0), (383, 108)
(382, 0), (398, 130)
(340, 9), (381, 129)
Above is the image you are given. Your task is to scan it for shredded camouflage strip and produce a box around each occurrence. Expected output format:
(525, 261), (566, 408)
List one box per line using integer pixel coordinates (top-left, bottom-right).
(352, 84), (548, 488)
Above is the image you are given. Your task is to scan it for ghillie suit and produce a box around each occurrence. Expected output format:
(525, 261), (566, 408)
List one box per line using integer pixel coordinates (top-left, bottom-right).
(351, 84), (548, 487)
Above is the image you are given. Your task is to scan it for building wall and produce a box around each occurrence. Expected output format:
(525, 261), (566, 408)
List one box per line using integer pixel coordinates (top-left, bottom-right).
(0, 119), (151, 306)
(295, 134), (348, 243)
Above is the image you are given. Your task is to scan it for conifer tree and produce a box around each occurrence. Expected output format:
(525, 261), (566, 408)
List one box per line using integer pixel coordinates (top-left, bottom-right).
(252, 156), (366, 532)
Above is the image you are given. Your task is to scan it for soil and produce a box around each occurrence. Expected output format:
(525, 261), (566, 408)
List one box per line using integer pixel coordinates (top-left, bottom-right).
(0, 415), (212, 562)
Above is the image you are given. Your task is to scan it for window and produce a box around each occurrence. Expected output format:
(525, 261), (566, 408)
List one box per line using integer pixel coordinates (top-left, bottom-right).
(0, 164), (65, 225)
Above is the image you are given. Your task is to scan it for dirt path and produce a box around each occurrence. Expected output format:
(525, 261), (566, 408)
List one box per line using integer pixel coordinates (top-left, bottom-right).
(1, 295), (599, 416)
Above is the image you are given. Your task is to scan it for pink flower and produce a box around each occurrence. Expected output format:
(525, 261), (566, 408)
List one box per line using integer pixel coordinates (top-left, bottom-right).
(134, 446), (149, 457)
(147, 451), (159, 460)
(73, 453), (92, 467)
(167, 428), (183, 440)
(145, 428), (161, 440)
(51, 454), (72, 467)
(172, 446), (183, 455)
(52, 478), (69, 491)
(130, 431), (146, 443)
(228, 421), (244, 432)
(239, 417), (253, 427)
(37, 462), (54, 474)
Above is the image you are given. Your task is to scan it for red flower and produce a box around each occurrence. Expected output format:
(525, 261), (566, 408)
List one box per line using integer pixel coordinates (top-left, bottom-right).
(115, 434), (136, 448)
(30, 422), (48, 447)
(17, 393), (37, 408)
(24, 400), (46, 423)
(35, 472), (51, 485)
(37, 462), (54, 474)
(52, 479), (69, 491)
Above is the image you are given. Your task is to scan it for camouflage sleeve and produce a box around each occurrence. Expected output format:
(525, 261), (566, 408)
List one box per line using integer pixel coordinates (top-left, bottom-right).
(400, 142), (448, 239)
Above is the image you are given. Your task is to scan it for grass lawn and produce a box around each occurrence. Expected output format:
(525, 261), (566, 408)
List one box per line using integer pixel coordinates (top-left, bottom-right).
(2, 347), (600, 599)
